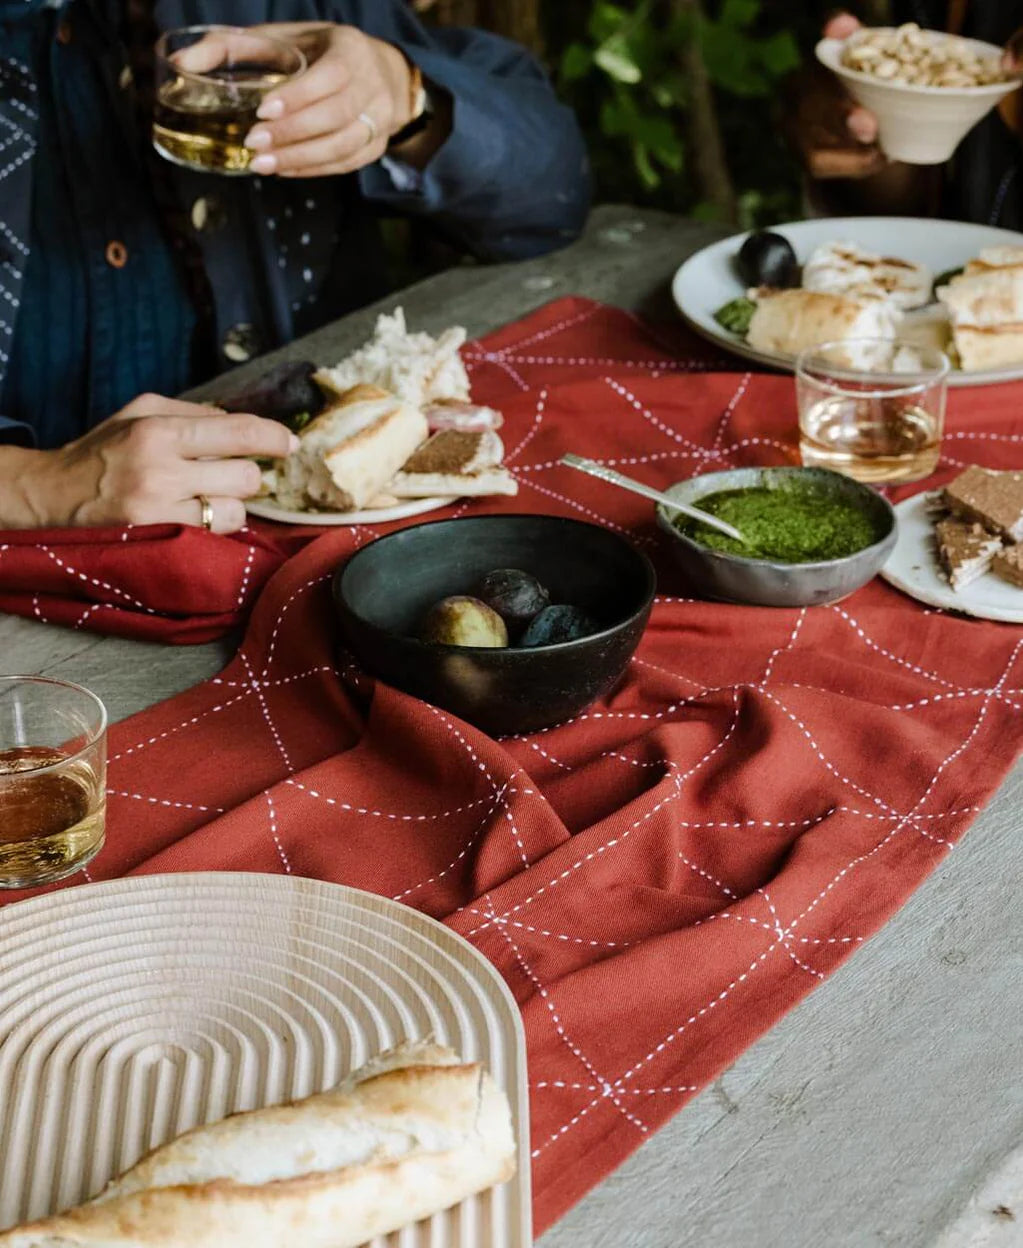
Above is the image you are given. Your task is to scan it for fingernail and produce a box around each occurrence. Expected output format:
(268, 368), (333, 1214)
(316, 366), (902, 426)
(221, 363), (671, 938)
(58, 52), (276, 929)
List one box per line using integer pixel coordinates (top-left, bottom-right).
(287, 433), (300, 453)
(245, 128), (272, 151)
(256, 97), (285, 121)
(847, 111), (877, 143)
(249, 154), (277, 175)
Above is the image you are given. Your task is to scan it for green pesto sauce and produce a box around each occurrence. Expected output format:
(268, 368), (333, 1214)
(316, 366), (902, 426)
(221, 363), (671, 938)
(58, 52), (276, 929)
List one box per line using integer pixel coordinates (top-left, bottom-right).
(676, 485), (881, 563)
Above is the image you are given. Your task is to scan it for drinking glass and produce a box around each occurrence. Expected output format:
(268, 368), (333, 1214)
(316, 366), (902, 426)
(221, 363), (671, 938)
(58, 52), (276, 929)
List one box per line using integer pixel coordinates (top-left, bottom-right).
(153, 26), (307, 176)
(0, 677), (107, 888)
(795, 339), (950, 485)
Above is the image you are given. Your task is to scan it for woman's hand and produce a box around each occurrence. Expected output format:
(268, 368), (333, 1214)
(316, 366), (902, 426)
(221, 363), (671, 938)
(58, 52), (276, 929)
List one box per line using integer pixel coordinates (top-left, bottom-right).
(176, 23), (419, 178)
(1, 394), (296, 532)
(790, 13), (886, 181)
(245, 24), (416, 177)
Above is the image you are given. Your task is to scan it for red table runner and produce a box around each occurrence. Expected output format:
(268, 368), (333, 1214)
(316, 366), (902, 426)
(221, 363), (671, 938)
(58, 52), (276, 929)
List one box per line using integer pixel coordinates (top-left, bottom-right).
(5, 298), (1023, 1234)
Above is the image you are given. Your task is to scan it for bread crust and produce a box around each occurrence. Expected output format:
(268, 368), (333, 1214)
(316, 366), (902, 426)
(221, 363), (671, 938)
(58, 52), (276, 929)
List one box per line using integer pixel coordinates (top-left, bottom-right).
(0, 1045), (516, 1248)
(275, 384), (429, 511)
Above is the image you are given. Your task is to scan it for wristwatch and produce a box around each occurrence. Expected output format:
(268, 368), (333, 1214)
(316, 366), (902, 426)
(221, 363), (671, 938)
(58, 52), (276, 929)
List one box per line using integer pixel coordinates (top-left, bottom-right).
(388, 65), (436, 149)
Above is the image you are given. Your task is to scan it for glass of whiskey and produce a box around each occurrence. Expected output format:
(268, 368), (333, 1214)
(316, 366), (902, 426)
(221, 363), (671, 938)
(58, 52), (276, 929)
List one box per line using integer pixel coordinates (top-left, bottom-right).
(153, 26), (306, 176)
(796, 339), (950, 485)
(0, 677), (107, 889)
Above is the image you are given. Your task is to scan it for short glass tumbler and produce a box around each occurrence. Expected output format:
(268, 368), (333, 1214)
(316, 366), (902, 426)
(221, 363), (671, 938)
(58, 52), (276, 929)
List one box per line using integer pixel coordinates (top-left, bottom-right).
(795, 339), (950, 484)
(153, 25), (306, 175)
(0, 676), (107, 888)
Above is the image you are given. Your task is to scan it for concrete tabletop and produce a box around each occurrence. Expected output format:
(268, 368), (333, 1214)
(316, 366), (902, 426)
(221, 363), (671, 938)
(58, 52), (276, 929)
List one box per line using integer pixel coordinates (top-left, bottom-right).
(2, 204), (1021, 1248)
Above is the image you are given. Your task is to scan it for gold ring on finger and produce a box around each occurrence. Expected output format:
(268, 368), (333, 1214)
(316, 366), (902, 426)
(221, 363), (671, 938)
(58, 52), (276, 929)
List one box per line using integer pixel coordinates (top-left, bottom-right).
(197, 494), (214, 532)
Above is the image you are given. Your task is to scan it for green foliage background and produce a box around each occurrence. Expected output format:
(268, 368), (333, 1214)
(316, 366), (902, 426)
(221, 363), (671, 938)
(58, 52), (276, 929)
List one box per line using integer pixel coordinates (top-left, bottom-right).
(542, 0), (853, 227)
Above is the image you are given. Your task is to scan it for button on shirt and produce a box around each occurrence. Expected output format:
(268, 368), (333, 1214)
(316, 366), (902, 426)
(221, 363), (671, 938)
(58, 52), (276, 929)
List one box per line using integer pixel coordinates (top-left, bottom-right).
(1, 0), (197, 449)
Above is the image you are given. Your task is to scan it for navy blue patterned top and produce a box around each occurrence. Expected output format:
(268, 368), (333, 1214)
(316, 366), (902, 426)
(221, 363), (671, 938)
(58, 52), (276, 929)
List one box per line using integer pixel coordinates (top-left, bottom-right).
(2, 0), (197, 448)
(0, 0), (591, 449)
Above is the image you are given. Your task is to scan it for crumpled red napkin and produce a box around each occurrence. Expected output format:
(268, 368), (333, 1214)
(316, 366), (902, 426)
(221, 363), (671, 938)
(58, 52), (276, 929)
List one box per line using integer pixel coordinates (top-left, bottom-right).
(0, 523), (287, 644)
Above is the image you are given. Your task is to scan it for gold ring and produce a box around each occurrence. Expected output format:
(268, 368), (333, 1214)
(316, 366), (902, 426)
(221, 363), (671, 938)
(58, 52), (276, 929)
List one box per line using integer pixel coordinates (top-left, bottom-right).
(197, 494), (214, 532)
(357, 111), (378, 144)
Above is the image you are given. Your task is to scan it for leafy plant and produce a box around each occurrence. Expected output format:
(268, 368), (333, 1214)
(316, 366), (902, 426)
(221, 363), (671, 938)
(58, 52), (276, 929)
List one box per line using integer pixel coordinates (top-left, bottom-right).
(551, 0), (809, 224)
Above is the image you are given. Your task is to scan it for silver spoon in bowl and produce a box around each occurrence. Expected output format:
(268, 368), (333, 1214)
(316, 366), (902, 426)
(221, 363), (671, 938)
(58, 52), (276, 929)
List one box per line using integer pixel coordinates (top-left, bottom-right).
(560, 454), (746, 544)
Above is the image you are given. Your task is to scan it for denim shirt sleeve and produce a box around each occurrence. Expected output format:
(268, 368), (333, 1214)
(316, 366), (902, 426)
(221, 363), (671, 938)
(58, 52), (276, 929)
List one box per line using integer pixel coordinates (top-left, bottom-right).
(343, 8), (591, 262)
(0, 415), (35, 447)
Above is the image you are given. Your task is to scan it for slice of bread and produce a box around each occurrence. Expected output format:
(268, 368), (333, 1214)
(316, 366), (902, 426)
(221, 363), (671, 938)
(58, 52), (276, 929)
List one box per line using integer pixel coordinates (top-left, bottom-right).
(275, 383), (428, 512)
(388, 429), (519, 499)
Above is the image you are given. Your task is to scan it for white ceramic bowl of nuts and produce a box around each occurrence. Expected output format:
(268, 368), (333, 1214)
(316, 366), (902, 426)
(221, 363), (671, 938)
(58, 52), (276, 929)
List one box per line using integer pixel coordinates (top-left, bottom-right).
(817, 23), (1021, 165)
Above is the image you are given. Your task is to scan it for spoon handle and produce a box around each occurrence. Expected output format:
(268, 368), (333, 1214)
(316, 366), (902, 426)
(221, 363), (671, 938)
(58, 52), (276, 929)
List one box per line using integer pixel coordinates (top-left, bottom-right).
(560, 455), (745, 543)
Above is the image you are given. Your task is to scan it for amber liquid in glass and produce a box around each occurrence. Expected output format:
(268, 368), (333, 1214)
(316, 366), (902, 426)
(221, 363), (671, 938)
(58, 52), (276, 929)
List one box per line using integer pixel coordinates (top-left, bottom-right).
(800, 397), (940, 484)
(0, 747), (105, 887)
(153, 71), (285, 174)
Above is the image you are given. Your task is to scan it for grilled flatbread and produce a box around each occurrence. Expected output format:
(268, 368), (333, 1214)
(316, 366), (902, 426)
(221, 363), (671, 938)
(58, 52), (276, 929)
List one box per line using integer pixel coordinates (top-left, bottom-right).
(963, 245), (1023, 278)
(746, 288), (901, 363)
(802, 241), (932, 310)
(937, 269), (1023, 330)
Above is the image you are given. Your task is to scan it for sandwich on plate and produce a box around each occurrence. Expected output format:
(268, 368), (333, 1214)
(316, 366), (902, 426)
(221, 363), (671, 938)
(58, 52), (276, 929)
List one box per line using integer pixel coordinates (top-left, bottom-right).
(273, 383), (429, 512)
(388, 428), (517, 499)
(257, 310), (516, 514)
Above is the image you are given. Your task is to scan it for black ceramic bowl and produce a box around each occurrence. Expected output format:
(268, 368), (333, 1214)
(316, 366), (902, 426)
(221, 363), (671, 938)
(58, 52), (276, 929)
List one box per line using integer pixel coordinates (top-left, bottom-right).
(333, 515), (656, 735)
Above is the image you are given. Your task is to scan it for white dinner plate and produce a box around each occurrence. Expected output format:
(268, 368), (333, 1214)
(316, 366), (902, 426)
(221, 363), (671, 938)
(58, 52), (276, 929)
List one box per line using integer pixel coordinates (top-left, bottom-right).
(881, 493), (1023, 623)
(247, 494), (454, 526)
(0, 873), (531, 1247)
(672, 216), (1023, 387)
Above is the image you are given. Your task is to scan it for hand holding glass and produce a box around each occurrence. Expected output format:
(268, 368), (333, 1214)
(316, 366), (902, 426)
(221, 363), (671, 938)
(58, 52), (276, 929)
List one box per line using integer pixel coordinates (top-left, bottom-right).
(154, 26), (306, 175)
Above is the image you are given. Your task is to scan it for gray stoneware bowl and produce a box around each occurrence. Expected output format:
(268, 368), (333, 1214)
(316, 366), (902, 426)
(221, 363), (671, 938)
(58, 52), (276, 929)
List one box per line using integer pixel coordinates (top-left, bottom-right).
(655, 466), (897, 608)
(333, 514), (656, 736)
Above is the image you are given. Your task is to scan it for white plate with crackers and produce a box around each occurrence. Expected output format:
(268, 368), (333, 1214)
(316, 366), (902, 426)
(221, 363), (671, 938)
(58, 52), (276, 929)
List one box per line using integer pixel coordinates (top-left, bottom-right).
(881, 492), (1023, 623)
(673, 217), (1023, 387)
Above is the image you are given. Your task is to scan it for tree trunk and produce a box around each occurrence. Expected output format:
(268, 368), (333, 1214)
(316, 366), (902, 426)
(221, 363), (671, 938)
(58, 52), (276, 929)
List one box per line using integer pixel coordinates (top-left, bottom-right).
(670, 0), (738, 224)
(413, 0), (544, 56)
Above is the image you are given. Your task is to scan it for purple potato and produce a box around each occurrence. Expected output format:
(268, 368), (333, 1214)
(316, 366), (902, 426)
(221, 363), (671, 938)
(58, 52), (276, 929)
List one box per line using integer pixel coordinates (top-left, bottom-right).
(518, 604), (600, 648)
(419, 596), (509, 649)
(472, 568), (550, 633)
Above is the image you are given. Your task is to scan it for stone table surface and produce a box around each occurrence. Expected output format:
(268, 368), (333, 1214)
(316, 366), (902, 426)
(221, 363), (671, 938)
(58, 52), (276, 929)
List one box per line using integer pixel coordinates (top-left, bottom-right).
(2, 204), (1021, 1248)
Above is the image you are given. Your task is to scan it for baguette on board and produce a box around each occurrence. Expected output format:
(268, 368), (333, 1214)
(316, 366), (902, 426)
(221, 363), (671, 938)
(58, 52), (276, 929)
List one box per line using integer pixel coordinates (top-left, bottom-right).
(0, 1042), (516, 1248)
